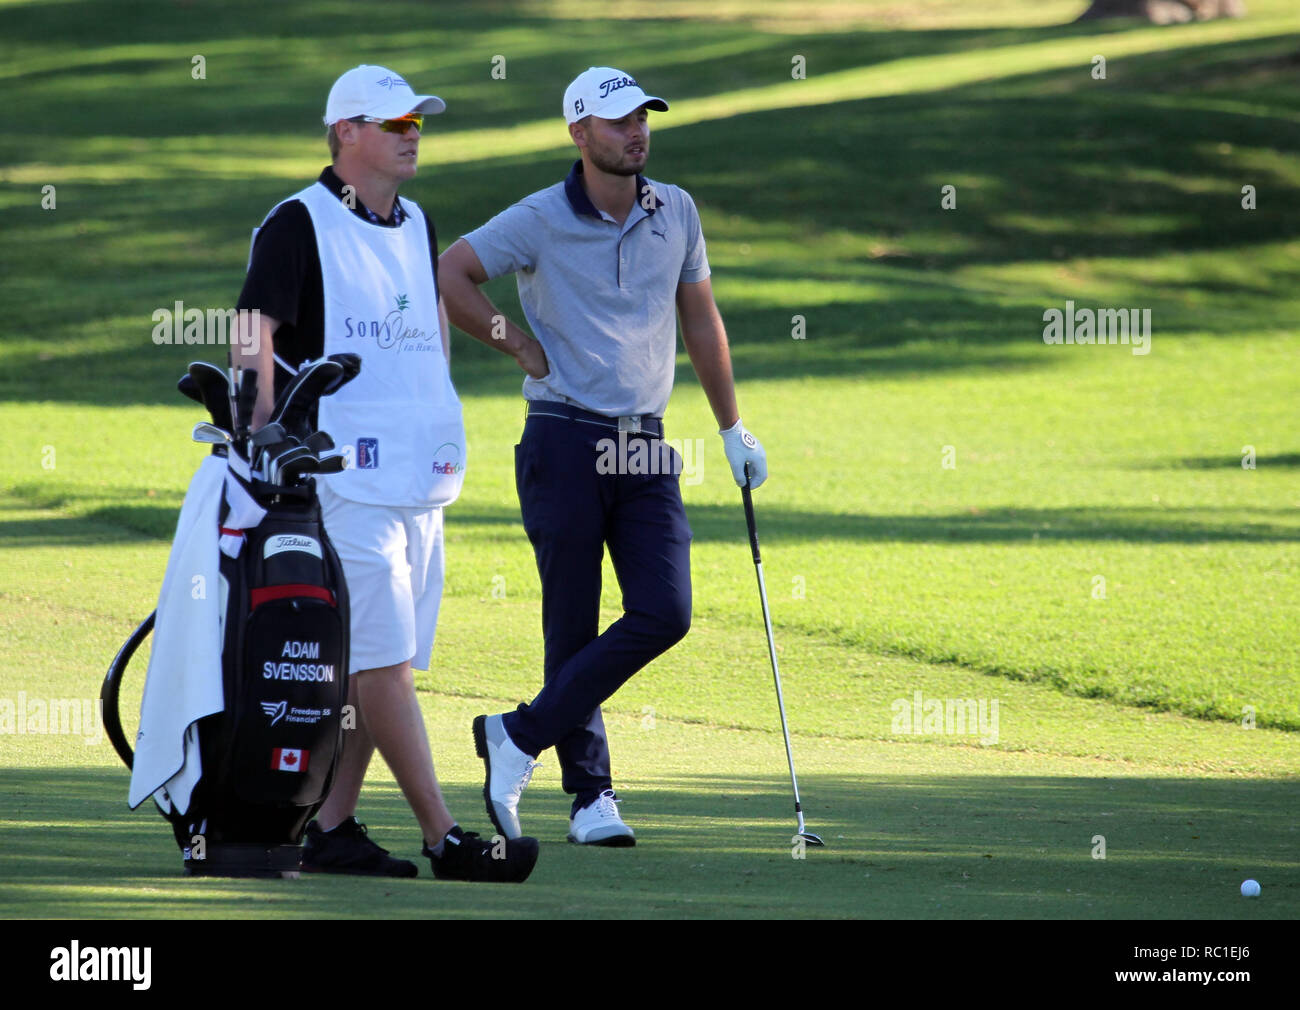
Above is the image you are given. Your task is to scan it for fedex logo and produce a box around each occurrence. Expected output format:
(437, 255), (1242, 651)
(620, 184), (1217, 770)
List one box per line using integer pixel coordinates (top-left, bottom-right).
(432, 442), (464, 476)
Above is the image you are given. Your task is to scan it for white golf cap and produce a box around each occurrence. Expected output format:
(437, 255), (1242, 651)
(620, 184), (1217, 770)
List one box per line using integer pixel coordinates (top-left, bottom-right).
(323, 64), (445, 125)
(563, 67), (667, 124)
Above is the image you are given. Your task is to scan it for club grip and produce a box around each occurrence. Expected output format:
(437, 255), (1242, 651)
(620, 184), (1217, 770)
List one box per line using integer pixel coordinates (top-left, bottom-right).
(236, 368), (258, 437)
(741, 465), (761, 565)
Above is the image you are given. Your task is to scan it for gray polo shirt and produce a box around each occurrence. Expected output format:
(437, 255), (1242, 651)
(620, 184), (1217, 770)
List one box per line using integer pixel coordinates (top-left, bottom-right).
(463, 160), (710, 417)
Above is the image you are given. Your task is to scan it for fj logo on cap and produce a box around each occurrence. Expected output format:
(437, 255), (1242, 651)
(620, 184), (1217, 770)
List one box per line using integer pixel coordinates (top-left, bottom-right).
(375, 75), (407, 89)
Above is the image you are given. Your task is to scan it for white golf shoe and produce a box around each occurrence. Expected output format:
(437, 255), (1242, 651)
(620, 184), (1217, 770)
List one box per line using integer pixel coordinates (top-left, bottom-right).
(568, 789), (636, 847)
(472, 714), (540, 840)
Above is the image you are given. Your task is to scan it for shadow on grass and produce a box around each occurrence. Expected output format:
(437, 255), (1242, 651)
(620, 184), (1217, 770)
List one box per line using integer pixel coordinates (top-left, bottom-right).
(1140, 452), (1300, 470)
(1, 766), (1295, 918)
(554, 502), (1300, 545)
(0, 511), (171, 548)
(1, 10), (1297, 406)
(4, 499), (1297, 548)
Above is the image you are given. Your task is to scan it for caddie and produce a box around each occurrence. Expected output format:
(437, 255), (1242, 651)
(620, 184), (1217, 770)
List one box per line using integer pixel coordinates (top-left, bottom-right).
(232, 64), (539, 882)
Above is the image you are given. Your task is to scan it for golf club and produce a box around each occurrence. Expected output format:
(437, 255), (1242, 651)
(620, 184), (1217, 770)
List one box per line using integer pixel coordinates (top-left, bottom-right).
(187, 361), (235, 434)
(304, 430), (335, 456)
(248, 422), (287, 476)
(177, 373), (205, 407)
(269, 358), (343, 440)
(234, 367), (258, 457)
(192, 421), (232, 446)
(314, 452), (347, 475)
(741, 462), (824, 847)
(269, 444), (314, 486)
(279, 453), (321, 485)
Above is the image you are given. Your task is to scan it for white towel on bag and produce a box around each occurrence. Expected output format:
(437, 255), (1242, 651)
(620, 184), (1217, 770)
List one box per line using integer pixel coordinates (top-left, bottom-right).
(128, 456), (227, 813)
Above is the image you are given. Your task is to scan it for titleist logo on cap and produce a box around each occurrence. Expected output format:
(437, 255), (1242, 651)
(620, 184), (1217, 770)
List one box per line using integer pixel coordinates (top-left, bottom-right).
(597, 75), (636, 98)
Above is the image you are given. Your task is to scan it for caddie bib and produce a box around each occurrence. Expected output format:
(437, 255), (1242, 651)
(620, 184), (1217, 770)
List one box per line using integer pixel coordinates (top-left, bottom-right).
(253, 182), (466, 507)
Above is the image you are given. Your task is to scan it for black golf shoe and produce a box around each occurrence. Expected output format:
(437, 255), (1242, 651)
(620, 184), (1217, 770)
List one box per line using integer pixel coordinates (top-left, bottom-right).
(423, 825), (539, 883)
(302, 817), (418, 878)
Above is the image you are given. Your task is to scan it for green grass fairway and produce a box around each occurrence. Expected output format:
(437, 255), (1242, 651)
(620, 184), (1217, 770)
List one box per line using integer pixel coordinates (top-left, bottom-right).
(2, 0), (1298, 919)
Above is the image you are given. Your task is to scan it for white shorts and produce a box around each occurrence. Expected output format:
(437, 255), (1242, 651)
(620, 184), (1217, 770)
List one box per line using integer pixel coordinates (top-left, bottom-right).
(317, 481), (445, 673)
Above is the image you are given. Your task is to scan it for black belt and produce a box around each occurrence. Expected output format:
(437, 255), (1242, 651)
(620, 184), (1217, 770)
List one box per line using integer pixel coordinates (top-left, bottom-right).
(525, 400), (664, 438)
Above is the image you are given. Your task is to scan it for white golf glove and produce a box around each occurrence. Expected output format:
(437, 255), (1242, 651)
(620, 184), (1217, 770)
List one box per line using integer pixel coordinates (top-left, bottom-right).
(719, 418), (767, 489)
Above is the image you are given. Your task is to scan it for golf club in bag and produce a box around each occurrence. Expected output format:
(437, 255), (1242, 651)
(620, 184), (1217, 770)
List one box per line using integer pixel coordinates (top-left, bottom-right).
(101, 354), (361, 878)
(741, 463), (824, 848)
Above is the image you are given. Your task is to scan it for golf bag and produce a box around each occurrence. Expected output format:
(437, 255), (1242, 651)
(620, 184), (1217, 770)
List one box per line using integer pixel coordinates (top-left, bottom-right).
(102, 357), (359, 877)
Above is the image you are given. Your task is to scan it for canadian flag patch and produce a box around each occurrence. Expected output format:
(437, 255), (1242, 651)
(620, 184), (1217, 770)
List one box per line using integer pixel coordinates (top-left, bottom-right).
(271, 747), (309, 773)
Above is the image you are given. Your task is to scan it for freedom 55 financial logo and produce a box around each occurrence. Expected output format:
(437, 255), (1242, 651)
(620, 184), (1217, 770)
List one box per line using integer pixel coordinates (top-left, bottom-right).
(432, 442), (465, 476)
(342, 293), (438, 352)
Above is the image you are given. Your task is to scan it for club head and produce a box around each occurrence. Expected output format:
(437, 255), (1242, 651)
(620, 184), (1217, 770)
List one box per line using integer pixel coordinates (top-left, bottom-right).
(304, 430), (335, 455)
(250, 422), (287, 447)
(314, 452), (347, 475)
(177, 373), (204, 405)
(192, 422), (232, 445)
(188, 361), (235, 432)
(271, 359), (345, 441)
(280, 453), (321, 485)
(798, 831), (825, 848)
(321, 352), (362, 395)
(269, 444), (314, 485)
(255, 436), (297, 479)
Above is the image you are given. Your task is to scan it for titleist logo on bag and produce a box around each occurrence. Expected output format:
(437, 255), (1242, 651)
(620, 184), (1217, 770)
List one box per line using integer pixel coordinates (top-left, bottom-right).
(263, 534), (322, 559)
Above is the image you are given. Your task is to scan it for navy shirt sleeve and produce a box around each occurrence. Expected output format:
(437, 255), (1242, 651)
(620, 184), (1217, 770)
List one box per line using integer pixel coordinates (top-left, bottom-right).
(235, 200), (323, 400)
(425, 212), (440, 298)
(237, 200), (314, 328)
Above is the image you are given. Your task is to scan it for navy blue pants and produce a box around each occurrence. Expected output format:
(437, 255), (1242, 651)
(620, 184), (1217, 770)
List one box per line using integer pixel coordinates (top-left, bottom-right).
(503, 411), (692, 813)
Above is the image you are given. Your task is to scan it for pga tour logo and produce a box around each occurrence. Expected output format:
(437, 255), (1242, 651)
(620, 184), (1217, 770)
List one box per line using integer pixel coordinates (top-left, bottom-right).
(357, 437), (379, 469)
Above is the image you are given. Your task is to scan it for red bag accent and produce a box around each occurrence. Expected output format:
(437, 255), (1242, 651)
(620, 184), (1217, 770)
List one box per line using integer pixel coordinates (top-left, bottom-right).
(250, 584), (336, 610)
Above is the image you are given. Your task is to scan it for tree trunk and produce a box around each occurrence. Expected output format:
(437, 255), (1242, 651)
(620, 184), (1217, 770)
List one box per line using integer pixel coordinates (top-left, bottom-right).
(1076, 0), (1246, 23)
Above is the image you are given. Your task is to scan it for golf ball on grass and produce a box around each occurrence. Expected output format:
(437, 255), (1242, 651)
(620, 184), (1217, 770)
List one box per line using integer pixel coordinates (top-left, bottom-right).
(1240, 879), (1260, 898)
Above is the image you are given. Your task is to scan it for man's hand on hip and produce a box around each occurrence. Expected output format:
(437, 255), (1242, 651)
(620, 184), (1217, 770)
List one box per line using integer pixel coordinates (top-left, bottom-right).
(514, 338), (549, 379)
(719, 418), (767, 489)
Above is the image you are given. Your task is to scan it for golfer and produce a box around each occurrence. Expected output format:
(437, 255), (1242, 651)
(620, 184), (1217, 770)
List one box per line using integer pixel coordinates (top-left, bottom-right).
(232, 64), (538, 882)
(439, 67), (768, 845)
